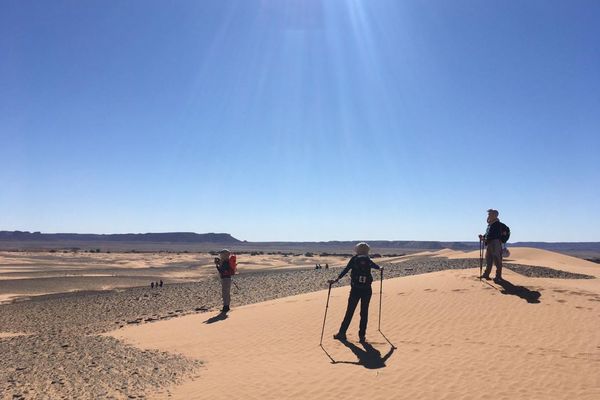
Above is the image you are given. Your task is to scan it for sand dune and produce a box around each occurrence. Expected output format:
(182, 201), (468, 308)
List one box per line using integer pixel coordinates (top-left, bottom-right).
(415, 247), (600, 277)
(3, 248), (598, 398)
(0, 294), (21, 304)
(0, 332), (26, 339)
(111, 250), (600, 400)
(0, 251), (353, 302)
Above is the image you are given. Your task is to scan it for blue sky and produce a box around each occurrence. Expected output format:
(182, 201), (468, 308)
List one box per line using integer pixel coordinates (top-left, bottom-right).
(1, 0), (599, 242)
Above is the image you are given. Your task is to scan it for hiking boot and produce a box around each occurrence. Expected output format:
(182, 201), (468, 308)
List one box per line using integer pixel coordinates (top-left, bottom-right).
(333, 333), (347, 341)
(221, 306), (230, 313)
(481, 273), (491, 280)
(493, 277), (503, 283)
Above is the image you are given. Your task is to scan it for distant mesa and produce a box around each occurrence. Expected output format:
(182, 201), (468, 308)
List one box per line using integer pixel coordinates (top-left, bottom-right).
(0, 231), (241, 244)
(1, 231), (599, 254)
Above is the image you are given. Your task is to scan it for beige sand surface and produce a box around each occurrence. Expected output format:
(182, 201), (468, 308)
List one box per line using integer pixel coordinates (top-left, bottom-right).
(111, 250), (600, 400)
(238, 255), (348, 271)
(0, 332), (26, 338)
(0, 294), (22, 304)
(0, 250), (382, 303)
(0, 251), (348, 278)
(0, 251), (216, 276)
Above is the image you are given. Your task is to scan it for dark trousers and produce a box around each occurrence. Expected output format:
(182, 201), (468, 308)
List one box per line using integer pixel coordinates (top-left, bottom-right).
(338, 286), (372, 338)
(484, 239), (503, 278)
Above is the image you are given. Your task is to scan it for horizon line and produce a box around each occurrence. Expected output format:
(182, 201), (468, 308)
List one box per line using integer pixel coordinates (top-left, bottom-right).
(1, 230), (599, 244)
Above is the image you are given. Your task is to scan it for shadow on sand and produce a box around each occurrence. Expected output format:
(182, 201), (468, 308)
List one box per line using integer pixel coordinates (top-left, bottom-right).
(203, 311), (229, 324)
(484, 278), (541, 304)
(332, 340), (395, 369)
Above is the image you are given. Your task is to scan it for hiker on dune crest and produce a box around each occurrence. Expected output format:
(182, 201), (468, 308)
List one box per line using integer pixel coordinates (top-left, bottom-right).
(328, 242), (382, 343)
(479, 209), (510, 282)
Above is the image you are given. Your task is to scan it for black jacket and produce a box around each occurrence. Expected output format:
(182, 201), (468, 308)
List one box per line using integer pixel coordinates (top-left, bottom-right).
(484, 220), (503, 241)
(218, 260), (232, 279)
(337, 255), (381, 288)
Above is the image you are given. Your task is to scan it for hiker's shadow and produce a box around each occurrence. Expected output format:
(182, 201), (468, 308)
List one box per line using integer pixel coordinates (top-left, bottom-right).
(335, 341), (395, 369)
(203, 312), (228, 324)
(495, 279), (541, 304)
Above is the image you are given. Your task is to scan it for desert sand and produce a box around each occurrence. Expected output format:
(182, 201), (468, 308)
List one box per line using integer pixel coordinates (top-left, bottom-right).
(418, 247), (599, 275)
(0, 332), (26, 339)
(109, 248), (600, 400)
(1, 248), (598, 399)
(8, 251), (474, 398)
(0, 251), (349, 303)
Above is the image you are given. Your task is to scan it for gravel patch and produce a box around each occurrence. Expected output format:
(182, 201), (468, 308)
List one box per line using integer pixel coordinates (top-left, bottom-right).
(503, 263), (594, 279)
(0, 335), (199, 400)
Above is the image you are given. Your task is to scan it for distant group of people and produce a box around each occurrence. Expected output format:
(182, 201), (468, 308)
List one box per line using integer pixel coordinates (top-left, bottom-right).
(209, 209), (508, 343)
(150, 280), (164, 289)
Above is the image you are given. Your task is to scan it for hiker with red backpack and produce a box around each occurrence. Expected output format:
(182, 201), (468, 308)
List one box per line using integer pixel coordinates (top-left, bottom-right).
(328, 242), (382, 343)
(213, 249), (237, 313)
(479, 209), (510, 282)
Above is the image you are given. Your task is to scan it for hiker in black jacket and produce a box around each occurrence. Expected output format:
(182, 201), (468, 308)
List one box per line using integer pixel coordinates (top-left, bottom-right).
(328, 242), (382, 343)
(479, 209), (504, 282)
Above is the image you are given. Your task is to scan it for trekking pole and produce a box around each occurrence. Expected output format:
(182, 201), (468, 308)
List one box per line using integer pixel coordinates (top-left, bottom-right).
(319, 282), (333, 346)
(479, 239), (483, 280)
(378, 268), (383, 331)
(377, 267), (396, 348)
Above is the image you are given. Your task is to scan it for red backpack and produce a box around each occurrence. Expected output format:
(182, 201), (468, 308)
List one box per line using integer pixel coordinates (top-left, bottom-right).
(223, 254), (237, 277)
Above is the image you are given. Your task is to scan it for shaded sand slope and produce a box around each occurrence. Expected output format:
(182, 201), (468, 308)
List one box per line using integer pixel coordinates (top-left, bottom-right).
(112, 263), (600, 400)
